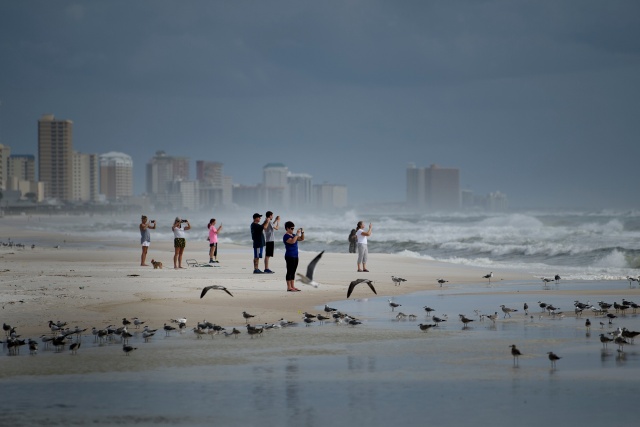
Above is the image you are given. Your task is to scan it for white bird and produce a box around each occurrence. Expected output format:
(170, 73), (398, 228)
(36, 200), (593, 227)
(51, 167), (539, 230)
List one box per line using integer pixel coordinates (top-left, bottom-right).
(500, 305), (518, 318)
(296, 251), (324, 287)
(391, 276), (407, 286)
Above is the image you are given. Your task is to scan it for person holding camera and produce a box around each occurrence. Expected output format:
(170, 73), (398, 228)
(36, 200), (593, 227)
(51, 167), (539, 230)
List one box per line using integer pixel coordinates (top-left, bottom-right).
(208, 218), (222, 263)
(139, 215), (156, 266)
(263, 211), (280, 273)
(283, 221), (304, 292)
(172, 217), (191, 269)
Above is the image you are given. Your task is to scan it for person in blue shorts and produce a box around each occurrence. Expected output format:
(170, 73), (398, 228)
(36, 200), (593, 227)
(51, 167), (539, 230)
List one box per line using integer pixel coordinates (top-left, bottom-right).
(251, 213), (266, 274)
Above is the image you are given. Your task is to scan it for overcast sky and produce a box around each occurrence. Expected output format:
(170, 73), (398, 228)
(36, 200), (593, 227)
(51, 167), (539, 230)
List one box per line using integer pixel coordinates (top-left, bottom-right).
(1, 1), (639, 209)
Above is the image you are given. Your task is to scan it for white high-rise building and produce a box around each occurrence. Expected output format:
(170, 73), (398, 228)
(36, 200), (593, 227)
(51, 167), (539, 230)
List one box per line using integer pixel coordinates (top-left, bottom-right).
(100, 152), (133, 201)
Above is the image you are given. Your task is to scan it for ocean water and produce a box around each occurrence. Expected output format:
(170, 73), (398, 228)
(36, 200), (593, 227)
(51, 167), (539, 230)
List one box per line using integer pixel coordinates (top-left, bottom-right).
(20, 209), (640, 280)
(2, 279), (640, 426)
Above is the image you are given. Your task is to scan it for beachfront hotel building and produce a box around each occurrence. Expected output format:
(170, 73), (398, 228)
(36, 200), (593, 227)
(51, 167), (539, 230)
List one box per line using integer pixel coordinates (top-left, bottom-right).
(72, 152), (99, 202)
(407, 163), (460, 211)
(0, 143), (10, 191)
(38, 114), (74, 201)
(146, 151), (189, 195)
(262, 163), (289, 208)
(99, 151), (133, 201)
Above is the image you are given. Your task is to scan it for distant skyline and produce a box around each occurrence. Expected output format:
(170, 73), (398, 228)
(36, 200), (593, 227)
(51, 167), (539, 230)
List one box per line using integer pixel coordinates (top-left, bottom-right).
(1, 1), (639, 209)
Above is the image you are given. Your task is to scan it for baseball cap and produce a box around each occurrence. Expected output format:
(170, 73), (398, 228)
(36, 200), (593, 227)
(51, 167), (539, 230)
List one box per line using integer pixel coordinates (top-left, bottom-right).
(253, 213), (262, 219)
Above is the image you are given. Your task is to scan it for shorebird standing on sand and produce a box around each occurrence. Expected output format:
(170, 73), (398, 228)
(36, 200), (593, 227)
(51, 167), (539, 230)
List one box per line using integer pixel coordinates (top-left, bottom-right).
(391, 276), (407, 286)
(388, 299), (401, 312)
(459, 314), (474, 328)
(483, 272), (493, 284)
(554, 274), (561, 284)
(500, 305), (518, 318)
(510, 344), (522, 366)
(242, 311), (256, 323)
(599, 333), (613, 348)
(547, 351), (561, 368)
(437, 279), (448, 287)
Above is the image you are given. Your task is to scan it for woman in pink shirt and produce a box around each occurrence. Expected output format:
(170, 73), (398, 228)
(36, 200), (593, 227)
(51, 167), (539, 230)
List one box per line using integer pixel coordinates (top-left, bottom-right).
(208, 218), (223, 263)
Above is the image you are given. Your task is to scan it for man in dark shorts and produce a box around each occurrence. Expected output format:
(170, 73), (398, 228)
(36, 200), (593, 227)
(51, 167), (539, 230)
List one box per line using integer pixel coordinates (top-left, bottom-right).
(263, 211), (280, 274)
(251, 213), (266, 274)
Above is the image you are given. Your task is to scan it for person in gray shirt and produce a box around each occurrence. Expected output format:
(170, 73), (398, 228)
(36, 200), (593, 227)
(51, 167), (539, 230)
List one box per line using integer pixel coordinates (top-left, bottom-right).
(263, 210), (280, 274)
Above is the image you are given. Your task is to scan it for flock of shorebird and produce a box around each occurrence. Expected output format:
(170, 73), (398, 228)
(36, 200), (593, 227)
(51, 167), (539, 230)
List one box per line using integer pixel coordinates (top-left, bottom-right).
(3, 258), (639, 370)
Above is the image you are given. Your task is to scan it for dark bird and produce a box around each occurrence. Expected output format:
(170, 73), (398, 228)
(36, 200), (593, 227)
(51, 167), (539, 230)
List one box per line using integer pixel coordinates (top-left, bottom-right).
(523, 303), (529, 315)
(585, 318), (591, 331)
(122, 344), (137, 356)
(423, 306), (435, 315)
(554, 274), (561, 284)
(163, 323), (176, 336)
(459, 314), (474, 327)
(599, 333), (613, 348)
(200, 284), (234, 298)
(432, 315), (447, 325)
(483, 272), (493, 284)
(296, 251), (324, 287)
(122, 318), (131, 327)
(70, 342), (81, 355)
(347, 278), (377, 298)
(437, 279), (448, 287)
(242, 311), (256, 323)
(547, 351), (561, 368)
(510, 344), (522, 365)
(418, 323), (436, 332)
(606, 313), (617, 324)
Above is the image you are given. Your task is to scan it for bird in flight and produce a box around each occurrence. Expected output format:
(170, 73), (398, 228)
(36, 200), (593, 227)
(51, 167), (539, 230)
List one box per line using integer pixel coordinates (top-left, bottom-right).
(347, 278), (377, 298)
(297, 251), (325, 287)
(200, 284), (234, 298)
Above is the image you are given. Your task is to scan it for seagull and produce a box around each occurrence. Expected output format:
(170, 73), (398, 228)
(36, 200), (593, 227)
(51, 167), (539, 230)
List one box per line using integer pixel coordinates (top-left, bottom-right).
(70, 342), (81, 355)
(163, 323), (177, 336)
(391, 276), (407, 286)
(347, 278), (377, 298)
(432, 315), (447, 325)
(541, 277), (553, 286)
(132, 318), (145, 329)
(388, 299), (402, 312)
(437, 279), (448, 287)
(547, 351), (561, 368)
(523, 303), (529, 315)
(585, 318), (591, 331)
(122, 344), (137, 356)
(486, 312), (499, 323)
(418, 323), (436, 332)
(296, 251), (324, 287)
(242, 311), (256, 323)
(324, 304), (337, 313)
(459, 314), (474, 327)
(483, 272), (493, 284)
(510, 344), (522, 365)
(599, 333), (613, 348)
(423, 306), (435, 315)
(500, 305), (518, 318)
(554, 274), (561, 284)
(200, 285), (234, 298)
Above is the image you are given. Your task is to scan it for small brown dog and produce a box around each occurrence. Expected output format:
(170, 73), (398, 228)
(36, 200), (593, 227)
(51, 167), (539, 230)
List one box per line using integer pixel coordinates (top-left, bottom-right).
(151, 259), (163, 269)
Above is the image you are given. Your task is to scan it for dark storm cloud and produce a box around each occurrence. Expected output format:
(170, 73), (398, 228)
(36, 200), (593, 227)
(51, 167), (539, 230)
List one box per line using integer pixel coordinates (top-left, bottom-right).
(1, 0), (639, 208)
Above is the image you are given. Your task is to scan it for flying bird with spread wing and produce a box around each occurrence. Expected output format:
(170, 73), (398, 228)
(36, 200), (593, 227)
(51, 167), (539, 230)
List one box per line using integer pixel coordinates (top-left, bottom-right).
(297, 251), (325, 287)
(347, 278), (377, 298)
(200, 285), (234, 298)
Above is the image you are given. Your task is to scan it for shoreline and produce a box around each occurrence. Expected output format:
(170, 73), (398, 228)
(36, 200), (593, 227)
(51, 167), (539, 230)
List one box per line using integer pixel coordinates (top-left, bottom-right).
(1, 216), (531, 336)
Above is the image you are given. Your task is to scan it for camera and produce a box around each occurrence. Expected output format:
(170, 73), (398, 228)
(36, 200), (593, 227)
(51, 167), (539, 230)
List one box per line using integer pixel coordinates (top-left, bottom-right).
(181, 219), (188, 223)
(151, 219), (155, 223)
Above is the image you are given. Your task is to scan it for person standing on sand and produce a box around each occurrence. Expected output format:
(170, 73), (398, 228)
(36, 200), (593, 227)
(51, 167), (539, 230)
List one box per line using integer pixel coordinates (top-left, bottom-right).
(348, 229), (357, 253)
(283, 221), (304, 292)
(139, 215), (156, 266)
(263, 211), (280, 274)
(356, 221), (372, 272)
(251, 213), (266, 274)
(172, 217), (191, 269)
(208, 218), (222, 263)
